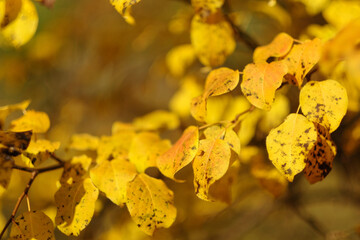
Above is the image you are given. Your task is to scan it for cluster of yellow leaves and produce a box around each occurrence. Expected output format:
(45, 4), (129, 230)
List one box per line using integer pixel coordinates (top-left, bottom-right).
(0, 0), (38, 47)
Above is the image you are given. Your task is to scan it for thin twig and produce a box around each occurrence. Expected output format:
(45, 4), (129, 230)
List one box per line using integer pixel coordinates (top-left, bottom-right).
(12, 164), (64, 173)
(0, 171), (39, 239)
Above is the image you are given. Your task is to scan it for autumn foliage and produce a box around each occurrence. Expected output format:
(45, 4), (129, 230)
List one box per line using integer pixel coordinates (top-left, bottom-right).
(1, 0), (360, 239)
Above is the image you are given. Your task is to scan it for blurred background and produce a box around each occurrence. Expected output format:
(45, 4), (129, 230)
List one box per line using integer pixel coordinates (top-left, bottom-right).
(1, 0), (360, 239)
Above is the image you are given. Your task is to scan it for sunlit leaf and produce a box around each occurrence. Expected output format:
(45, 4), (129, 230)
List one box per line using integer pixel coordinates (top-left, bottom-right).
(0, 0), (38, 47)
(191, 12), (235, 67)
(10, 110), (50, 133)
(203, 125), (241, 155)
(90, 157), (137, 205)
(300, 80), (348, 133)
(129, 132), (171, 173)
(166, 44), (196, 77)
(193, 138), (231, 201)
(0, 99), (30, 129)
(241, 61), (288, 110)
(191, 67), (239, 122)
(69, 133), (99, 151)
(253, 32), (294, 63)
(96, 131), (135, 163)
(304, 123), (336, 184)
(266, 114), (317, 182)
(133, 110), (180, 131)
(109, 0), (141, 25)
(22, 139), (60, 166)
(282, 38), (322, 87)
(126, 173), (177, 235)
(157, 126), (199, 181)
(55, 178), (99, 236)
(191, 0), (224, 18)
(10, 210), (55, 240)
(60, 155), (92, 185)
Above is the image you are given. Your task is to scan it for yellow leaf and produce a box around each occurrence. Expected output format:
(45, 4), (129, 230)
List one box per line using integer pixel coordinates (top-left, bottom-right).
(191, 0), (224, 18)
(166, 44), (196, 77)
(55, 178), (99, 236)
(157, 126), (199, 181)
(110, 0), (141, 25)
(69, 133), (99, 151)
(251, 165), (288, 198)
(323, 1), (360, 29)
(129, 132), (171, 173)
(304, 123), (336, 184)
(169, 75), (202, 118)
(0, 153), (12, 189)
(90, 157), (137, 205)
(0, 99), (30, 129)
(282, 38), (322, 87)
(27, 139), (60, 154)
(253, 32), (294, 63)
(0, 0), (38, 47)
(133, 110), (180, 131)
(266, 113), (317, 182)
(241, 61), (288, 110)
(203, 67), (240, 97)
(191, 67), (239, 122)
(1, 0), (22, 30)
(126, 173), (177, 235)
(111, 121), (134, 135)
(193, 138), (231, 201)
(96, 131), (135, 163)
(191, 13), (235, 67)
(300, 80), (348, 133)
(10, 211), (55, 240)
(22, 139), (60, 166)
(190, 95), (207, 122)
(203, 125), (241, 155)
(10, 110), (50, 133)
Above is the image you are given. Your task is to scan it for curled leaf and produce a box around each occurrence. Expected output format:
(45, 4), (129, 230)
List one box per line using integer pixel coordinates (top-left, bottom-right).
(266, 114), (317, 182)
(126, 173), (177, 235)
(253, 32), (294, 63)
(10, 110), (50, 133)
(300, 80), (348, 133)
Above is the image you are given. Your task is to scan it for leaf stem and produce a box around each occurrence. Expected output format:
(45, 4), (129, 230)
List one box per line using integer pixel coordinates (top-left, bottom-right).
(12, 164), (64, 173)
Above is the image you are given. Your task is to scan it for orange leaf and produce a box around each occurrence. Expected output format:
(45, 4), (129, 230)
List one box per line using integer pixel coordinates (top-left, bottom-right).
(241, 61), (288, 110)
(203, 67), (240, 98)
(157, 126), (199, 181)
(253, 32), (294, 63)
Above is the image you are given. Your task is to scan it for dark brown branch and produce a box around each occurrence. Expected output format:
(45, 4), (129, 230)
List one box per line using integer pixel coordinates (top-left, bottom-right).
(12, 164), (64, 173)
(0, 171), (39, 239)
(49, 152), (66, 166)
